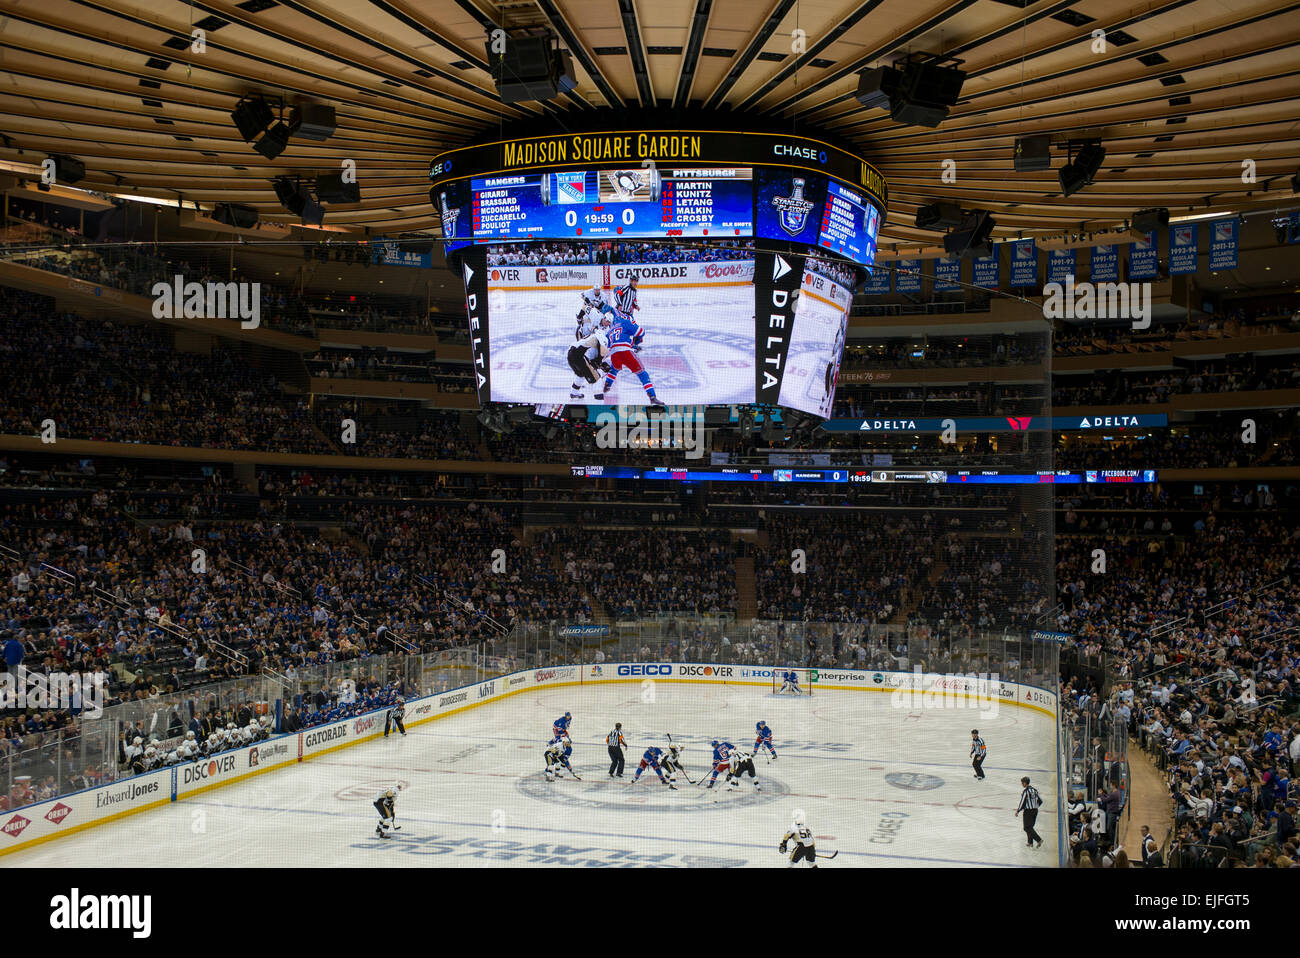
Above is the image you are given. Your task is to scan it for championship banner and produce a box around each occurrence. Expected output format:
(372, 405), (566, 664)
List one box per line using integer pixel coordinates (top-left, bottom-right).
(460, 245), (491, 405)
(754, 250), (806, 406)
(862, 263), (891, 295)
(1089, 243), (1119, 282)
(972, 249), (1000, 289)
(1168, 223), (1199, 275)
(1128, 231), (1159, 280)
(894, 258), (922, 293)
(1208, 218), (1238, 271)
(933, 256), (962, 291)
(1009, 240), (1038, 287)
(1046, 247), (1076, 285)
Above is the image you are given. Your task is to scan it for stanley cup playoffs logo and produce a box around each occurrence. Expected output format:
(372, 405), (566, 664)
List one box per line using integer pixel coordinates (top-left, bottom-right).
(438, 191), (460, 239)
(772, 177), (815, 236)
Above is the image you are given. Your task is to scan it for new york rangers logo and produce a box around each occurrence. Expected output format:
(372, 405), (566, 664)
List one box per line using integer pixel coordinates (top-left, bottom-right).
(1173, 226), (1193, 246)
(772, 178), (815, 236)
(555, 172), (586, 203)
(1214, 221), (1234, 242)
(1014, 241), (1033, 260)
(437, 191), (460, 239)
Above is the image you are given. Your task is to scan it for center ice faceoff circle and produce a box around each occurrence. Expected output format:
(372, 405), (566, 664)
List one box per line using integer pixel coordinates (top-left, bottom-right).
(517, 769), (791, 812)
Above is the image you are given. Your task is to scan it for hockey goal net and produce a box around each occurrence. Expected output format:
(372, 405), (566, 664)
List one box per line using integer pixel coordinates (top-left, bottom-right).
(771, 668), (814, 695)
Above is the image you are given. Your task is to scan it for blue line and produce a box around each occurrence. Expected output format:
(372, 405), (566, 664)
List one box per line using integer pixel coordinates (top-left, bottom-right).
(186, 796), (1035, 867)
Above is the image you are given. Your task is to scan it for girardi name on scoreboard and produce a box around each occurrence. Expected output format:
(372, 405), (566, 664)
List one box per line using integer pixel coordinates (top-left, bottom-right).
(504, 133), (704, 168)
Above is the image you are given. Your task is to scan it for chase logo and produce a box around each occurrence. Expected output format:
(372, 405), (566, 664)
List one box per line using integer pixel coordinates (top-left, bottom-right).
(617, 664), (671, 676)
(773, 143), (827, 164)
(884, 772), (944, 791)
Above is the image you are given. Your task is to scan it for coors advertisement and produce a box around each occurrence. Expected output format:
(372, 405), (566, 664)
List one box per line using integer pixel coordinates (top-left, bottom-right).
(754, 250), (806, 406)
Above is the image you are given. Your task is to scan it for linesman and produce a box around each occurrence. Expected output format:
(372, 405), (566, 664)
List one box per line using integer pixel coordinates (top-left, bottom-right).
(606, 722), (627, 778)
(1016, 776), (1044, 848)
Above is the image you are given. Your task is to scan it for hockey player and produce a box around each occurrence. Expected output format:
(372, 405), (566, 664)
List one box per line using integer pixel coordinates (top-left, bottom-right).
(593, 311), (664, 406)
(552, 712), (573, 739)
(631, 746), (676, 788)
(373, 784), (402, 839)
(569, 292), (616, 399)
(659, 742), (685, 784)
(384, 696), (407, 737)
(754, 721), (777, 760)
(725, 748), (762, 791)
(544, 736), (578, 781)
(780, 814), (818, 868)
(705, 739), (736, 788)
(777, 670), (803, 695)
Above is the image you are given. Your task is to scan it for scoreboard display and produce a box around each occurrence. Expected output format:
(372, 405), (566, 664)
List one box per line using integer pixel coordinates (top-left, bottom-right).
(468, 167), (754, 240)
(432, 129), (886, 270)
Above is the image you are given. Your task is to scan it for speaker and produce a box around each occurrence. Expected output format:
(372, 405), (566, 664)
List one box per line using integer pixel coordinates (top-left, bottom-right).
(1013, 135), (1052, 172)
(316, 173), (360, 204)
(289, 103), (336, 141)
(1131, 207), (1170, 234)
(232, 97), (273, 142)
(1059, 142), (1105, 197)
(915, 202), (963, 231)
(488, 35), (559, 103)
(944, 210), (996, 257)
(51, 155), (86, 184)
(212, 203), (259, 229)
(272, 177), (324, 226)
(855, 66), (901, 111)
(253, 121), (291, 160)
(888, 61), (966, 128)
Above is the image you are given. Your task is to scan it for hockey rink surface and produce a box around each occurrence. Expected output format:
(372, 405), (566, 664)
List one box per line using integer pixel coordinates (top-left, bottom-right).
(487, 284), (755, 406)
(5, 682), (1059, 868)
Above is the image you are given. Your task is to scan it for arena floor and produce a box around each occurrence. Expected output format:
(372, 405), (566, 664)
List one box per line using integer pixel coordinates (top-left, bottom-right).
(6, 682), (1060, 868)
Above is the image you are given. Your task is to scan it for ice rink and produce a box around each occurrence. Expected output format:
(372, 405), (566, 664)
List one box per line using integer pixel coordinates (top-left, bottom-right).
(487, 284), (755, 406)
(4, 682), (1059, 868)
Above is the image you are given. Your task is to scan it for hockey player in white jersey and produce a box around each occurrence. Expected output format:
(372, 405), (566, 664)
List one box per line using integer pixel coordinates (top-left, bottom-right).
(373, 784), (403, 839)
(659, 742), (685, 784)
(780, 813), (818, 868)
(568, 296), (615, 400)
(725, 748), (761, 791)
(544, 736), (579, 781)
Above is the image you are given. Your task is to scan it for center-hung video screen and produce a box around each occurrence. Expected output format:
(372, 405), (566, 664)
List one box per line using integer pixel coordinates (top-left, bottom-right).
(483, 241), (757, 407)
(462, 241), (854, 416)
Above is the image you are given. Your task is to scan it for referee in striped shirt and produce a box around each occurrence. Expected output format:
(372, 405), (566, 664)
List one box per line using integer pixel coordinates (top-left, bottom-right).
(1016, 776), (1044, 848)
(606, 723), (627, 778)
(613, 276), (639, 315)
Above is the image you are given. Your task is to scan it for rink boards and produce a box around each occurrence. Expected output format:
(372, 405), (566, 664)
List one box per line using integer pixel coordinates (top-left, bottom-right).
(0, 663), (1057, 857)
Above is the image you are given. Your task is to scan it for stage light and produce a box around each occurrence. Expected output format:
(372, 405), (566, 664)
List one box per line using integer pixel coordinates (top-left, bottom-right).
(915, 202), (963, 231)
(1059, 141), (1105, 197)
(231, 97), (273, 142)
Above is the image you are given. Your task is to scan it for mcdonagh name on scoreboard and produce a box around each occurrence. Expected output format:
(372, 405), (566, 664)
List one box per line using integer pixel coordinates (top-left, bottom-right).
(504, 134), (703, 168)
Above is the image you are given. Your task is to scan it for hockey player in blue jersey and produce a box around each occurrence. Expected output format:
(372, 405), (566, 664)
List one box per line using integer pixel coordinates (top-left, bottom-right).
(777, 670), (803, 695)
(594, 310), (664, 406)
(754, 721), (777, 760)
(706, 739), (736, 788)
(552, 711), (572, 739)
(631, 746), (676, 788)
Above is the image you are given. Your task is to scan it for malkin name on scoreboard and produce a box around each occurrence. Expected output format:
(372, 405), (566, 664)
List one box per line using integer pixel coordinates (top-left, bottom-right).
(503, 134), (703, 168)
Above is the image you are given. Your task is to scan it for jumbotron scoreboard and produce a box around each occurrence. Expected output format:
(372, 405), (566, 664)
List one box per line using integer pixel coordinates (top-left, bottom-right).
(431, 129), (886, 270)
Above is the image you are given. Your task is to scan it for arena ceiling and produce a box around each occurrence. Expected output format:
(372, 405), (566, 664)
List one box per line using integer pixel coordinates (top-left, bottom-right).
(1, 0), (1299, 249)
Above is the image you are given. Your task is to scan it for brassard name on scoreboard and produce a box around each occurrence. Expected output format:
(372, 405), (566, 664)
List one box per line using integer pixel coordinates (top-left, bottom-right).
(504, 134), (703, 168)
